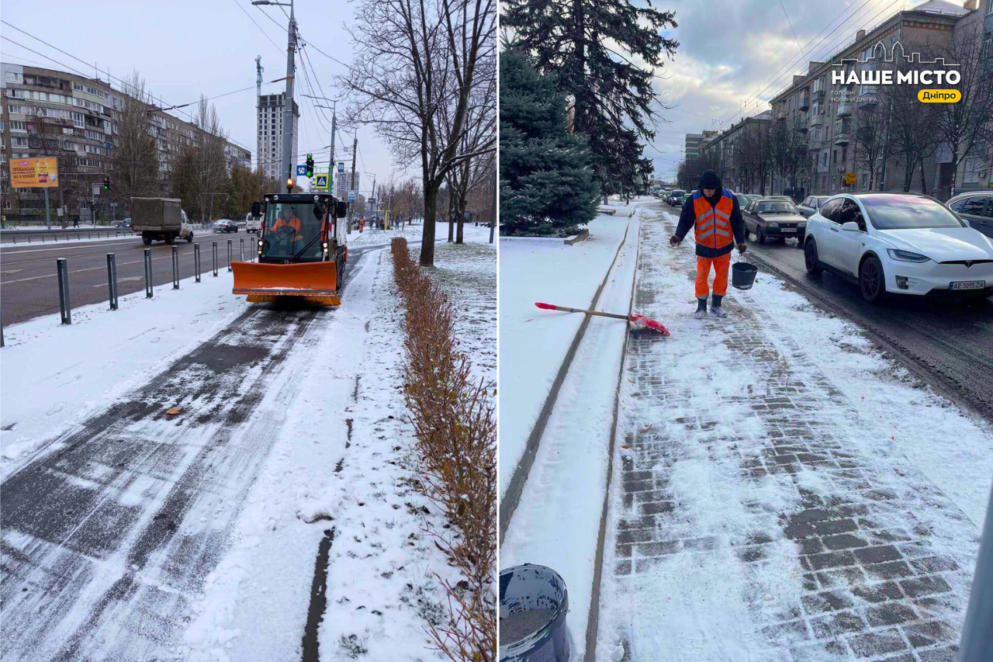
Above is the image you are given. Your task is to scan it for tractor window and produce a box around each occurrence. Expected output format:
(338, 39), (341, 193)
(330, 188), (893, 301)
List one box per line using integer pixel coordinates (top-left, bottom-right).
(261, 203), (325, 260)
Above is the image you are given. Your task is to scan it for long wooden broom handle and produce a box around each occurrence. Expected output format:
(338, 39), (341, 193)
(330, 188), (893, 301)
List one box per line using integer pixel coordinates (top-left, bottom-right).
(544, 304), (630, 321)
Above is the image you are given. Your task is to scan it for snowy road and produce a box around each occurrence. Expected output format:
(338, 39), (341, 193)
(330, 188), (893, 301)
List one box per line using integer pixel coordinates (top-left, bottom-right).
(1, 243), (381, 661)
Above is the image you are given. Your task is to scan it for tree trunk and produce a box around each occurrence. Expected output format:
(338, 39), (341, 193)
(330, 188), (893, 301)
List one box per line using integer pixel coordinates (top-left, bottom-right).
(919, 156), (928, 195)
(420, 182), (438, 266)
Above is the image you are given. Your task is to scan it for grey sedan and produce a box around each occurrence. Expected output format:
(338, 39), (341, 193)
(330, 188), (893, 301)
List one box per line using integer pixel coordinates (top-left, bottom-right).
(946, 191), (993, 239)
(743, 199), (808, 246)
(797, 195), (832, 219)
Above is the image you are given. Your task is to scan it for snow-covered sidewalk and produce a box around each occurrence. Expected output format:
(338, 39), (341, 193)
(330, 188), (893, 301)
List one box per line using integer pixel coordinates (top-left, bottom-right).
(595, 208), (993, 661)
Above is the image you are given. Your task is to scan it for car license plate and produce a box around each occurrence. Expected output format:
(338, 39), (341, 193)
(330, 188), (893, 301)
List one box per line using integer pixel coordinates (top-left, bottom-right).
(781, 228), (796, 233)
(950, 280), (986, 290)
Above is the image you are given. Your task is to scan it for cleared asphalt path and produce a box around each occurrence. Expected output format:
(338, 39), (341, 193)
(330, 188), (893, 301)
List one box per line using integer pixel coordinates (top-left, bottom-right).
(0, 243), (391, 661)
(667, 202), (993, 423)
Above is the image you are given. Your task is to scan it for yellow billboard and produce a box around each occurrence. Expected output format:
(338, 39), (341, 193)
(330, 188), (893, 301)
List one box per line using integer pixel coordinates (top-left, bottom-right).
(10, 157), (59, 188)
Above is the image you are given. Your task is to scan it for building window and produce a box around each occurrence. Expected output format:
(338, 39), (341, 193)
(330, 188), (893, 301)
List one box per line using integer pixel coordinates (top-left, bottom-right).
(8, 104), (25, 114)
(9, 120), (27, 132)
(12, 137), (28, 147)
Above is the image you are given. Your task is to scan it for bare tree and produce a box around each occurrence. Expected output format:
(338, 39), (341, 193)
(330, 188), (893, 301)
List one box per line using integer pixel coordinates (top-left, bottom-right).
(342, 0), (497, 266)
(113, 72), (160, 215)
(191, 96), (230, 222)
(853, 103), (888, 191)
(880, 57), (940, 193)
(930, 22), (993, 198)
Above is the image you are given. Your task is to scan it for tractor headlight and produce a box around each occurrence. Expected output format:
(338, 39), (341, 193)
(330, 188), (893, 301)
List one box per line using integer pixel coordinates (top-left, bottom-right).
(322, 242), (329, 251)
(886, 249), (930, 263)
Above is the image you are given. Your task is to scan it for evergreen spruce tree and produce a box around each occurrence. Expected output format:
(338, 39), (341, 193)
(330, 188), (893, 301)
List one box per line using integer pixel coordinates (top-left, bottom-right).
(500, 50), (601, 235)
(502, 0), (678, 193)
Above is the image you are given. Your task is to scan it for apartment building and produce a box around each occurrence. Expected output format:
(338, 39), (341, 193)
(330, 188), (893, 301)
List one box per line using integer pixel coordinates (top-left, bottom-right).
(699, 110), (773, 193)
(257, 92), (299, 182)
(334, 170), (360, 201)
(684, 130), (716, 162)
(1, 63), (252, 222)
(767, 0), (988, 199)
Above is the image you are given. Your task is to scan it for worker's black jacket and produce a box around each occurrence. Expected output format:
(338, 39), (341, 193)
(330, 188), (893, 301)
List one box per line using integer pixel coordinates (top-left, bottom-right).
(675, 188), (747, 258)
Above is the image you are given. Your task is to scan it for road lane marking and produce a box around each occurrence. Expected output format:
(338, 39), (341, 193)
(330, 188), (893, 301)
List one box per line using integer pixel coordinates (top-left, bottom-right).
(92, 276), (142, 287)
(0, 254), (212, 285)
(0, 238), (145, 255)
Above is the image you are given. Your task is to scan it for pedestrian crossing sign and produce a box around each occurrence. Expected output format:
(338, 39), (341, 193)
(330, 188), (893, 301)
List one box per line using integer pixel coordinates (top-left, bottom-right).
(316, 174), (329, 190)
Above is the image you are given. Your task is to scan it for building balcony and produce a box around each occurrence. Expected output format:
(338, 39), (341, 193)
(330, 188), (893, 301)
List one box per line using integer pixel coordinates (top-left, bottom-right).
(812, 87), (826, 100)
(777, 110), (788, 121)
(809, 113), (826, 127)
(809, 139), (827, 151)
(837, 102), (852, 117)
(834, 132), (850, 146)
(799, 90), (810, 110)
(796, 124), (808, 133)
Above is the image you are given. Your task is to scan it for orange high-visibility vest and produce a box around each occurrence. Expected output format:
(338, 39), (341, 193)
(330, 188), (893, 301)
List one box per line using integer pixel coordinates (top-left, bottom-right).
(692, 190), (734, 251)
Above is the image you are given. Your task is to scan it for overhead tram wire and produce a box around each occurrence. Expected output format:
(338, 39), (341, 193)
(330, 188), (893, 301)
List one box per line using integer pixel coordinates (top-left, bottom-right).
(713, 0), (882, 124)
(229, 0), (282, 55)
(716, 0), (904, 126)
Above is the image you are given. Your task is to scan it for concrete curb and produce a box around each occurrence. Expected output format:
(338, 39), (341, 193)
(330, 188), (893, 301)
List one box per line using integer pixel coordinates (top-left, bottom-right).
(499, 222), (632, 545)
(583, 220), (643, 662)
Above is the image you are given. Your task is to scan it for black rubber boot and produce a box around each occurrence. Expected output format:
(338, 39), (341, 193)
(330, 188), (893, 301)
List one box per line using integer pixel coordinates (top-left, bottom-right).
(711, 294), (727, 318)
(694, 297), (708, 319)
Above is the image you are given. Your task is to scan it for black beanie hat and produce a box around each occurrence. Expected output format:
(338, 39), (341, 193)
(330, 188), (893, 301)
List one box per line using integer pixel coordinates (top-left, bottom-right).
(699, 170), (722, 190)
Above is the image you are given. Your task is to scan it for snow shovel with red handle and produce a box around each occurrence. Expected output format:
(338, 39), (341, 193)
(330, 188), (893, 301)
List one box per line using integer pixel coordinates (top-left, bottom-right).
(534, 302), (670, 336)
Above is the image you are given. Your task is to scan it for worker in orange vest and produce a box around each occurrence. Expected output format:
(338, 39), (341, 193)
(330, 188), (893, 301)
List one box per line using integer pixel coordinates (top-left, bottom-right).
(271, 206), (304, 252)
(669, 170), (747, 319)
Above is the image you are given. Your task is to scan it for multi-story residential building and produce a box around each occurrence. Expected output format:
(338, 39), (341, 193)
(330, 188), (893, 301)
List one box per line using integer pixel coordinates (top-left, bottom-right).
(684, 130), (717, 162)
(699, 110), (773, 193)
(768, 0), (979, 198)
(257, 92), (299, 182)
(1, 63), (253, 223)
(335, 170), (360, 201)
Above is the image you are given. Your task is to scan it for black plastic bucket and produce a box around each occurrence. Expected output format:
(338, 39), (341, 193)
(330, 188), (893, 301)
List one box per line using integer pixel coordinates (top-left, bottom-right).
(499, 564), (570, 662)
(732, 260), (758, 290)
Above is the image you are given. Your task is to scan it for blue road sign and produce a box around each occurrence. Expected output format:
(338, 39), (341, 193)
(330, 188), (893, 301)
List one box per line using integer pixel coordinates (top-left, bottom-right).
(296, 165), (307, 177)
(316, 174), (329, 190)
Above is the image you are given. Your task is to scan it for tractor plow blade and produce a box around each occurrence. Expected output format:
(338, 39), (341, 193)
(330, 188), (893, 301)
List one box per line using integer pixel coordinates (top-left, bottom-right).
(232, 261), (340, 306)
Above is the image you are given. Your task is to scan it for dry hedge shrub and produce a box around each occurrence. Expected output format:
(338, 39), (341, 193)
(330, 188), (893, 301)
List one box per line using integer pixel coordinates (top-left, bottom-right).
(390, 237), (496, 662)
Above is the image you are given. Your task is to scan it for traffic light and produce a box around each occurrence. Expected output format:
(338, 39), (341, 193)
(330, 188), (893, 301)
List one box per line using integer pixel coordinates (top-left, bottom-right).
(102, 176), (111, 191)
(305, 154), (314, 178)
(286, 177), (294, 193)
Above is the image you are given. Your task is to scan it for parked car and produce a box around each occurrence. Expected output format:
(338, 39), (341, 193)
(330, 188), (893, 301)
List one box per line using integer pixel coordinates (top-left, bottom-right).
(116, 218), (132, 229)
(743, 199), (807, 245)
(744, 194), (764, 205)
(734, 193), (751, 210)
(804, 193), (993, 303)
(667, 189), (687, 206)
(765, 195), (795, 202)
(212, 219), (238, 233)
(797, 195), (832, 219)
(946, 191), (993, 240)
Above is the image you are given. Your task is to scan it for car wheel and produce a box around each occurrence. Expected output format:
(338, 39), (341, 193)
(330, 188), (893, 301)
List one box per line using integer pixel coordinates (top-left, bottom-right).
(757, 228), (766, 244)
(142, 236), (152, 246)
(859, 255), (886, 304)
(804, 240), (822, 274)
(166, 235), (175, 245)
(187, 233), (194, 243)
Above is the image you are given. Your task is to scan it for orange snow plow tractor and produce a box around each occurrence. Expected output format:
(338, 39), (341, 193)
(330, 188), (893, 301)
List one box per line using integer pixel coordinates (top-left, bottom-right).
(232, 193), (349, 306)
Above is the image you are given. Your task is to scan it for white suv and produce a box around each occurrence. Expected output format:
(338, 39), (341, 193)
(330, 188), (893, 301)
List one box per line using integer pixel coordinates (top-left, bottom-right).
(804, 193), (993, 303)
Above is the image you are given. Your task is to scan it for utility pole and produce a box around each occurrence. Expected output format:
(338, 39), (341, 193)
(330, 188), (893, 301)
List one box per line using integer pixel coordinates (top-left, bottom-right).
(348, 135), (358, 232)
(253, 0), (296, 185)
(370, 175), (376, 223)
(304, 94), (337, 198)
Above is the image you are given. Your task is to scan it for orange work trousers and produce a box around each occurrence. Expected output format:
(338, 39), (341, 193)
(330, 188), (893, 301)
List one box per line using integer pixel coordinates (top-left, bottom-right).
(695, 253), (731, 298)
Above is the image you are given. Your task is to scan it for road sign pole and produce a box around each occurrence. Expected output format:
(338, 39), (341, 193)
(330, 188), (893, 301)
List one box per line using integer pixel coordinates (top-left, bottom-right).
(194, 243), (201, 282)
(212, 242), (218, 277)
(228, 239), (233, 272)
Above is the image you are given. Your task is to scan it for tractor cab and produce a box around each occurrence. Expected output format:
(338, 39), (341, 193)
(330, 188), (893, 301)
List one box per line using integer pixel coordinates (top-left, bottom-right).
(232, 193), (349, 306)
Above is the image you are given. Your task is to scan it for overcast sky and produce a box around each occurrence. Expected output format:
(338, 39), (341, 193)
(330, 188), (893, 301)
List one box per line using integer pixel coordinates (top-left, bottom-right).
(0, 0), (400, 198)
(642, 0), (934, 182)
(1, 0), (943, 190)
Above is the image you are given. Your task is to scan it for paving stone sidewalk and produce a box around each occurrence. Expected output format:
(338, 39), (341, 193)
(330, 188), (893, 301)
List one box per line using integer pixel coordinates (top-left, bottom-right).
(598, 208), (980, 662)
